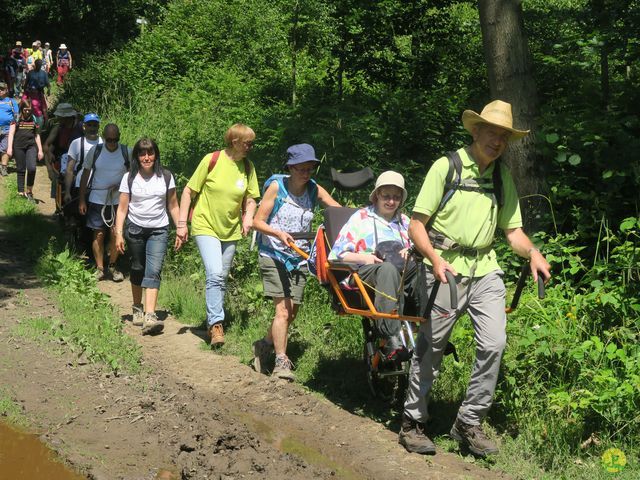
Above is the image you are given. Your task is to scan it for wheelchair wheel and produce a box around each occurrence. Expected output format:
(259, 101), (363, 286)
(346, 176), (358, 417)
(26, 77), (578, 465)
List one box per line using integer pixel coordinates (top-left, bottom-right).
(363, 341), (408, 403)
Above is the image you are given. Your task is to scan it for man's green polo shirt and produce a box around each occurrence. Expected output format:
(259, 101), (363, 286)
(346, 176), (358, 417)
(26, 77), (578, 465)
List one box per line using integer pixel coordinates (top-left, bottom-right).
(413, 147), (522, 277)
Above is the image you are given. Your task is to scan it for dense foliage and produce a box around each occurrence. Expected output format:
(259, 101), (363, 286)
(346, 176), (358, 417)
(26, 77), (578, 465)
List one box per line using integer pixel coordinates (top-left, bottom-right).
(49, 0), (640, 477)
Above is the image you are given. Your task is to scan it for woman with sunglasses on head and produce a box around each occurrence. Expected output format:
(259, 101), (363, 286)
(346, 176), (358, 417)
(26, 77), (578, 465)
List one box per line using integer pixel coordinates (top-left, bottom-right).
(7, 99), (43, 201)
(251, 144), (339, 380)
(176, 124), (260, 348)
(114, 138), (180, 335)
(329, 171), (416, 361)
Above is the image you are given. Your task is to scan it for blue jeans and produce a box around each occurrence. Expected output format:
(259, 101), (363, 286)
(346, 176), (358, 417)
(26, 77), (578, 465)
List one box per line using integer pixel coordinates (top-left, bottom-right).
(125, 223), (169, 289)
(194, 235), (237, 327)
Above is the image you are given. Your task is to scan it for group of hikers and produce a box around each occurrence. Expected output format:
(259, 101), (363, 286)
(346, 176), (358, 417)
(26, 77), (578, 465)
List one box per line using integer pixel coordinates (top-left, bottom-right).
(2, 39), (72, 97)
(0, 94), (551, 457)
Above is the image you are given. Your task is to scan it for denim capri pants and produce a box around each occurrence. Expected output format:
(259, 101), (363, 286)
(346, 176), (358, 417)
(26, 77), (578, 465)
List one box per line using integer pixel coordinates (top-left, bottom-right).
(125, 222), (169, 289)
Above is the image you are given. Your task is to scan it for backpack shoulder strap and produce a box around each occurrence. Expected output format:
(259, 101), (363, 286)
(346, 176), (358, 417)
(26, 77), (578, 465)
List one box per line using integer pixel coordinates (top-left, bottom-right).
(492, 158), (503, 208)
(77, 136), (85, 172)
(121, 144), (130, 169)
(208, 150), (221, 172)
(426, 150), (462, 229)
(162, 168), (172, 191)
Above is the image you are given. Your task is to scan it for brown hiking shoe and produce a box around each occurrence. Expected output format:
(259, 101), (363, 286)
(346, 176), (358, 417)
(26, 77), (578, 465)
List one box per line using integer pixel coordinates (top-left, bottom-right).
(272, 355), (295, 381)
(132, 304), (144, 326)
(141, 312), (164, 336)
(209, 323), (225, 347)
(398, 415), (436, 455)
(449, 419), (499, 457)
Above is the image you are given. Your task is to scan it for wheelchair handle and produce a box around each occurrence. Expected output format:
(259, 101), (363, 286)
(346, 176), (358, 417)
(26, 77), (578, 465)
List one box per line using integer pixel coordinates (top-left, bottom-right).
(444, 270), (458, 310)
(507, 264), (546, 313)
(289, 232), (316, 240)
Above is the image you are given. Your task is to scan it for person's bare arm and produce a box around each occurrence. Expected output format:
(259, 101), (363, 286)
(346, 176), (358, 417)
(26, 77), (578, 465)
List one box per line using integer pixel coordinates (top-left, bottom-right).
(317, 185), (340, 207)
(504, 227), (551, 283)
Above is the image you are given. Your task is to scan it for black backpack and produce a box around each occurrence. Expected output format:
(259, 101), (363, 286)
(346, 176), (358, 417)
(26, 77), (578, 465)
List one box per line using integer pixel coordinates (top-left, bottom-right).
(426, 150), (503, 229)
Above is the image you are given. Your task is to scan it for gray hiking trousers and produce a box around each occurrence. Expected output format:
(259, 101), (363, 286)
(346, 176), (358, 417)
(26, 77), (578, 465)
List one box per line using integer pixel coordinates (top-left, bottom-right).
(403, 268), (506, 426)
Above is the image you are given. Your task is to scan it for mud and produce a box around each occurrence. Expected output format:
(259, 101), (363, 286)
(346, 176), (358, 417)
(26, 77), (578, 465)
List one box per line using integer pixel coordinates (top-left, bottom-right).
(0, 166), (508, 479)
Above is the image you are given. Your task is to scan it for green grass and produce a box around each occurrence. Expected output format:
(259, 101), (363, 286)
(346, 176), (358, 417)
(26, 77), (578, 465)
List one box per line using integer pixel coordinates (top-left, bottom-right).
(0, 389), (28, 427)
(159, 234), (639, 480)
(1, 178), (142, 374)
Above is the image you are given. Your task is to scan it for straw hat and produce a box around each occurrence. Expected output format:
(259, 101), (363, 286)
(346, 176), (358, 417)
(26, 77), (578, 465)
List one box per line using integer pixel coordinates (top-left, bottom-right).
(462, 100), (529, 141)
(59, 43), (67, 49)
(53, 103), (77, 117)
(369, 170), (407, 205)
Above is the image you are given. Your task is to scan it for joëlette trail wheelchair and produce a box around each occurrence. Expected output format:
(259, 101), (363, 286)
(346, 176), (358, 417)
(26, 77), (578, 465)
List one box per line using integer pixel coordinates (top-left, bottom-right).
(286, 167), (457, 401)
(287, 167), (545, 402)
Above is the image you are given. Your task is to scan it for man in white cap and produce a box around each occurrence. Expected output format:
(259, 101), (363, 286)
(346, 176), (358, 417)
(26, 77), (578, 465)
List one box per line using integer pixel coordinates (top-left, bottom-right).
(56, 44), (72, 85)
(398, 100), (551, 457)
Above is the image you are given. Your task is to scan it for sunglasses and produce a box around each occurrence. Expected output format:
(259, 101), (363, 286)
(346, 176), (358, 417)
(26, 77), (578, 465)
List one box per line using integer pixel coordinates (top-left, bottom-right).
(104, 137), (120, 143)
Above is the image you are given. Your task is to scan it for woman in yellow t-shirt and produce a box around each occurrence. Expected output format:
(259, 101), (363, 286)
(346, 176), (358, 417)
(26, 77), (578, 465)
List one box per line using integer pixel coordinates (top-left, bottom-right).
(176, 124), (260, 347)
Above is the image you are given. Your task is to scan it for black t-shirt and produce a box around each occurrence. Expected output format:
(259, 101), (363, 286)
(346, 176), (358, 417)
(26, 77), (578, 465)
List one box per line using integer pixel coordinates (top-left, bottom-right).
(13, 118), (39, 150)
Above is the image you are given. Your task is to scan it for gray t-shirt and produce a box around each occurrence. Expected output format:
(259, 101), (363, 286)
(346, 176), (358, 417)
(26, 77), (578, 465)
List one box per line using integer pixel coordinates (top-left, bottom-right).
(83, 144), (131, 205)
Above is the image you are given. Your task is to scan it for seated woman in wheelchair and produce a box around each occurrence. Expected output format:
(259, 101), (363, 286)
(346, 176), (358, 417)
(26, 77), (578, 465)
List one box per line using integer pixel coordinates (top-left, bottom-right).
(328, 171), (417, 360)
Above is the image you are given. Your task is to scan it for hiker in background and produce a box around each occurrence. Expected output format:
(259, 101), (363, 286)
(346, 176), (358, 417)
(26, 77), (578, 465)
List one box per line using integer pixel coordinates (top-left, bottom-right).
(398, 100), (551, 457)
(329, 171), (416, 362)
(0, 81), (18, 177)
(175, 123), (259, 348)
(78, 123), (130, 282)
(56, 44), (72, 85)
(42, 42), (53, 74)
(4, 50), (19, 97)
(11, 41), (27, 97)
(115, 138), (179, 335)
(44, 103), (83, 204)
(64, 113), (102, 204)
(6, 99), (43, 201)
(251, 143), (339, 380)
(23, 59), (50, 127)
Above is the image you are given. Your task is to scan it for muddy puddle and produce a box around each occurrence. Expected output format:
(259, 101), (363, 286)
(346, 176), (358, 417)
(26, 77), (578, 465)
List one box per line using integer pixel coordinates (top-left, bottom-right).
(0, 421), (85, 479)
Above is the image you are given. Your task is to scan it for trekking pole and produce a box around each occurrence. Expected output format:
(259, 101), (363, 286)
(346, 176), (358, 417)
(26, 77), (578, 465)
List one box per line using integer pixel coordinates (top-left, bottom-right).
(506, 264), (546, 313)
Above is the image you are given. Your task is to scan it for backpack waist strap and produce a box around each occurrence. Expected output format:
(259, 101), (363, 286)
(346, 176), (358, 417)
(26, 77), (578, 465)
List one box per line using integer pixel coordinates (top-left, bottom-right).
(428, 229), (492, 257)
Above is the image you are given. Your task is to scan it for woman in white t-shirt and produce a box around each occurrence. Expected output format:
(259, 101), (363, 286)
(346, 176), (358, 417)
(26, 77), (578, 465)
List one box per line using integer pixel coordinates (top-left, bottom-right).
(115, 138), (180, 335)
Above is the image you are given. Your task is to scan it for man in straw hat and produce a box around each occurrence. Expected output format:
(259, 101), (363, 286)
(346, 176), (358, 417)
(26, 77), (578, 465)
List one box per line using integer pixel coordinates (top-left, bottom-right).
(398, 100), (551, 457)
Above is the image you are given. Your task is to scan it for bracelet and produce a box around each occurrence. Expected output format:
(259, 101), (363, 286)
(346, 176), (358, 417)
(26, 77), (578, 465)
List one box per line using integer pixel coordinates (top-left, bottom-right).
(527, 247), (541, 258)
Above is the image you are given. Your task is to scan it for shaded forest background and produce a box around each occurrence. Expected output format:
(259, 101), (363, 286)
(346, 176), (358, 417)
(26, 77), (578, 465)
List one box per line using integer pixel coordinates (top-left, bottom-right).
(3, 0), (639, 478)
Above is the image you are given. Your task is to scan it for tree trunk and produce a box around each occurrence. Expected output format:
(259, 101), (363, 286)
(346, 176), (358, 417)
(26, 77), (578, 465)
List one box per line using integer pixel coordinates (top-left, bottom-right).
(478, 0), (544, 229)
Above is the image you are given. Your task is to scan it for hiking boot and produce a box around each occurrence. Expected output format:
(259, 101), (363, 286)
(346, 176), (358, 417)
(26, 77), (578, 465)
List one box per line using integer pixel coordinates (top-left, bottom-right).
(0, 165), (7, 176)
(108, 264), (124, 282)
(132, 304), (144, 326)
(208, 323), (225, 347)
(95, 268), (105, 281)
(141, 312), (164, 335)
(398, 415), (436, 455)
(449, 419), (499, 457)
(252, 338), (273, 374)
(272, 355), (295, 381)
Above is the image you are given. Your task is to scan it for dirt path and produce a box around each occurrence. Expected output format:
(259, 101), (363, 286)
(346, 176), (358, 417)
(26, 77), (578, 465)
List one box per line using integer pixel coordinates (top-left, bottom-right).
(0, 165), (507, 479)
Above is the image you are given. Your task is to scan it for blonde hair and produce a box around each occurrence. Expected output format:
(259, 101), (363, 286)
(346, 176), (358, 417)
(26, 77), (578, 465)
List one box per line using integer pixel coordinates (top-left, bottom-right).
(223, 123), (256, 147)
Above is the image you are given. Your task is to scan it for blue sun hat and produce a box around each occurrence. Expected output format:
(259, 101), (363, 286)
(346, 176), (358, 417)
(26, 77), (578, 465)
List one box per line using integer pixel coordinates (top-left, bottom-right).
(285, 143), (320, 167)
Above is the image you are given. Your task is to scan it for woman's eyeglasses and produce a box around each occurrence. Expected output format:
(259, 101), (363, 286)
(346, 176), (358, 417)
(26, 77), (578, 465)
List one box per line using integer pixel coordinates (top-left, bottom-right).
(379, 194), (402, 202)
(291, 165), (315, 174)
